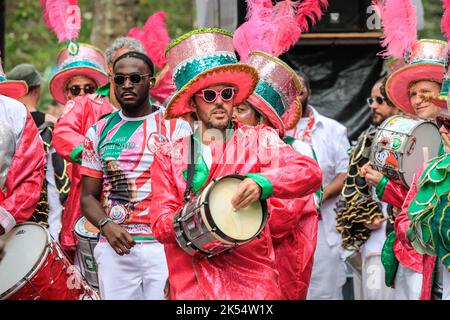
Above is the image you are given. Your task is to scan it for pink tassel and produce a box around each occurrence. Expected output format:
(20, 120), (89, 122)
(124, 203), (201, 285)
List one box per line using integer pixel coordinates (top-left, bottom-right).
(269, 0), (301, 56)
(127, 11), (171, 69)
(40, 0), (81, 42)
(233, 0), (275, 61)
(376, 0), (417, 58)
(442, 0), (450, 42)
(296, 0), (328, 33)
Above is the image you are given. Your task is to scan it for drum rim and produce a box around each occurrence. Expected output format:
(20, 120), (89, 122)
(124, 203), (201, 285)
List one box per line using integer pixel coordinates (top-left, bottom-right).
(74, 216), (99, 239)
(200, 174), (268, 243)
(0, 222), (51, 299)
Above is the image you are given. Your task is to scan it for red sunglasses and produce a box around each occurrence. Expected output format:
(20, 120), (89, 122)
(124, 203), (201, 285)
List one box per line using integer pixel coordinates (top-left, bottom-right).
(195, 87), (236, 103)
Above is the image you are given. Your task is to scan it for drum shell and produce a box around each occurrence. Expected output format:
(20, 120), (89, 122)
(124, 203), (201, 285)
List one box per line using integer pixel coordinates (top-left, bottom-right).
(174, 175), (268, 257)
(370, 115), (441, 188)
(75, 234), (99, 289)
(175, 196), (239, 256)
(1, 223), (99, 300)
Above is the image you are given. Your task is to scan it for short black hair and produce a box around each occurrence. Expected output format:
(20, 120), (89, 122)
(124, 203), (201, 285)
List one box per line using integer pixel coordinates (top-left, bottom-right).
(113, 51), (154, 76)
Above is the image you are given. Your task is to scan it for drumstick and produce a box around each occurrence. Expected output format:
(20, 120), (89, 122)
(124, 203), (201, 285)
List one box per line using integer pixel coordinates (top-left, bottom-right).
(422, 147), (429, 165)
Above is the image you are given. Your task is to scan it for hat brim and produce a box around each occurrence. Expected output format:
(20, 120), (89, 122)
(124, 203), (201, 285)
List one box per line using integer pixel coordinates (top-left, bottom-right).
(0, 81), (28, 100)
(165, 64), (259, 119)
(247, 93), (285, 136)
(49, 67), (108, 104)
(386, 63), (443, 115)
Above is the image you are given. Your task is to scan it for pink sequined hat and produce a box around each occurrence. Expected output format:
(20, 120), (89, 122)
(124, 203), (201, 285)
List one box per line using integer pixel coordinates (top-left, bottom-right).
(0, 61), (27, 99)
(164, 28), (259, 119)
(245, 51), (303, 137)
(49, 42), (108, 104)
(386, 39), (447, 115)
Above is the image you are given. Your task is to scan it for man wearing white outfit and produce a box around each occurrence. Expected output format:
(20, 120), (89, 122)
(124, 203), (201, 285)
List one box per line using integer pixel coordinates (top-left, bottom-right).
(80, 52), (191, 299)
(286, 74), (349, 299)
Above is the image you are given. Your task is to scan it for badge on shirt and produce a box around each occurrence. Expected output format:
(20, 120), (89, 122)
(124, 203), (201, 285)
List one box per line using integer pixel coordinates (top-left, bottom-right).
(109, 204), (128, 224)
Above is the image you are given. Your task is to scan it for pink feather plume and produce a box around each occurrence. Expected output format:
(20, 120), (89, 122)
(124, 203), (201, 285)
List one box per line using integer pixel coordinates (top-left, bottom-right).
(375, 0), (418, 58)
(296, 0), (328, 33)
(442, 0), (450, 42)
(40, 0), (81, 42)
(269, 0), (301, 57)
(127, 11), (171, 69)
(233, 0), (275, 61)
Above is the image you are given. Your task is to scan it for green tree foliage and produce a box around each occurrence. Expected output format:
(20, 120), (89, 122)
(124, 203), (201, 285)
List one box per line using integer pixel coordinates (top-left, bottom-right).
(5, 0), (193, 111)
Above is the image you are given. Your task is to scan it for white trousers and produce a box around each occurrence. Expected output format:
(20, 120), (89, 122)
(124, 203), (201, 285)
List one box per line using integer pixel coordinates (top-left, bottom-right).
(360, 254), (395, 300)
(94, 241), (168, 300)
(443, 265), (450, 300)
(307, 220), (347, 300)
(393, 264), (423, 300)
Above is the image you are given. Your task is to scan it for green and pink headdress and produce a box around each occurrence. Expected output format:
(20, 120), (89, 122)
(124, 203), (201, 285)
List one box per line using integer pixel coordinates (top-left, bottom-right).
(373, 0), (447, 115)
(234, 0), (328, 136)
(0, 58), (27, 99)
(164, 28), (259, 119)
(41, 0), (108, 104)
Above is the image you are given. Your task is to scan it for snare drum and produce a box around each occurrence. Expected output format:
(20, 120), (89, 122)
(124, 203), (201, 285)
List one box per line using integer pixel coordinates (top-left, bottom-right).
(74, 216), (99, 289)
(174, 175), (268, 257)
(0, 222), (99, 300)
(370, 115), (441, 187)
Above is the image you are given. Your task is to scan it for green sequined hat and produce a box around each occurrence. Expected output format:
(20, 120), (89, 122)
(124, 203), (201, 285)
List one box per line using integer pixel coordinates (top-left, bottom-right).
(164, 28), (259, 119)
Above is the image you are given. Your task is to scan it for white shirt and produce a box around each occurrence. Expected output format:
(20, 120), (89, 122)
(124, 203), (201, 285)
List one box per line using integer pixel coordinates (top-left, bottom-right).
(286, 106), (350, 247)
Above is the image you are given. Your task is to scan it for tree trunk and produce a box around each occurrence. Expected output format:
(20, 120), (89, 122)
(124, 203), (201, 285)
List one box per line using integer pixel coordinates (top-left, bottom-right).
(90, 0), (139, 52)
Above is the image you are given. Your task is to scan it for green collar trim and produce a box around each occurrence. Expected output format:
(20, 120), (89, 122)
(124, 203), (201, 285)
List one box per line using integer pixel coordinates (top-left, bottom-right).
(96, 82), (110, 97)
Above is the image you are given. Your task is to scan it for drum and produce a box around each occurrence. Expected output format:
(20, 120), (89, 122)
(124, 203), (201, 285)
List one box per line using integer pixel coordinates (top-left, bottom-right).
(0, 222), (99, 300)
(174, 175), (268, 258)
(74, 216), (99, 289)
(370, 115), (441, 187)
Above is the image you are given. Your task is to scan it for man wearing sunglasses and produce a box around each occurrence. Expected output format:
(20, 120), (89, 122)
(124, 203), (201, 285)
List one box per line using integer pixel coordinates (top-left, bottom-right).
(80, 51), (191, 300)
(52, 39), (145, 262)
(147, 29), (321, 300)
(360, 40), (446, 300)
(337, 77), (401, 300)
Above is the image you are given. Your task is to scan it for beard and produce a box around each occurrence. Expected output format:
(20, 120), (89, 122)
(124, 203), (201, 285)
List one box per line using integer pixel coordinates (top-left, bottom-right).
(202, 105), (231, 130)
(117, 92), (149, 112)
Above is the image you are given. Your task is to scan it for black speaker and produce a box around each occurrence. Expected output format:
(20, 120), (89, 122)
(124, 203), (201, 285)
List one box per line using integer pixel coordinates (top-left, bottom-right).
(309, 0), (374, 33)
(237, 0), (376, 33)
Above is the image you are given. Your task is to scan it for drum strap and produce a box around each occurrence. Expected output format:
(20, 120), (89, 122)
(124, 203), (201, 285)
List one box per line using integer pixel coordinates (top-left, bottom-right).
(184, 135), (197, 202)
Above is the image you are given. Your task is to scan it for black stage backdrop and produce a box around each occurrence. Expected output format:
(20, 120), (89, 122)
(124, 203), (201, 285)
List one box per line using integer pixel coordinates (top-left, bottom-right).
(281, 44), (384, 142)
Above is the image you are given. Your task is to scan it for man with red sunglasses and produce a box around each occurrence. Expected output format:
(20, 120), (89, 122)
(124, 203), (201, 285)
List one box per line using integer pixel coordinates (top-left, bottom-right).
(148, 29), (322, 300)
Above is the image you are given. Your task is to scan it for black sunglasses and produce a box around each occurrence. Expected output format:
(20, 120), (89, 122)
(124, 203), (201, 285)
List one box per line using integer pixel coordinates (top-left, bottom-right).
(68, 84), (96, 96)
(113, 73), (152, 85)
(367, 96), (385, 106)
(436, 116), (450, 131)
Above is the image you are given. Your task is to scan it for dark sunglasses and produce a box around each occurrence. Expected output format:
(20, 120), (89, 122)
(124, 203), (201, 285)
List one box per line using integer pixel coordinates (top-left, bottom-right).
(367, 96), (385, 106)
(195, 87), (236, 103)
(436, 116), (450, 130)
(113, 73), (152, 85)
(68, 84), (96, 96)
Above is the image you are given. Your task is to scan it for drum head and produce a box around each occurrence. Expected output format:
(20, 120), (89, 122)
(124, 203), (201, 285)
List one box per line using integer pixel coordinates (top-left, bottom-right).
(206, 177), (263, 241)
(74, 216), (99, 239)
(402, 122), (441, 186)
(0, 223), (49, 296)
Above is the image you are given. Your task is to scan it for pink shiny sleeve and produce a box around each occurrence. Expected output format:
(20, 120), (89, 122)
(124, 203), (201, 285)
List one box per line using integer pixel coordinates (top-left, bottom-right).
(394, 169), (422, 250)
(382, 180), (409, 208)
(53, 99), (84, 162)
(0, 113), (45, 232)
(260, 142), (323, 199)
(149, 148), (183, 244)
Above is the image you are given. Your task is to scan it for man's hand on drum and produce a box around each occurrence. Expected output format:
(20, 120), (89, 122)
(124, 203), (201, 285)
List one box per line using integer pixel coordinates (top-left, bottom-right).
(231, 178), (262, 209)
(360, 163), (384, 187)
(102, 222), (136, 256)
(363, 216), (385, 230)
